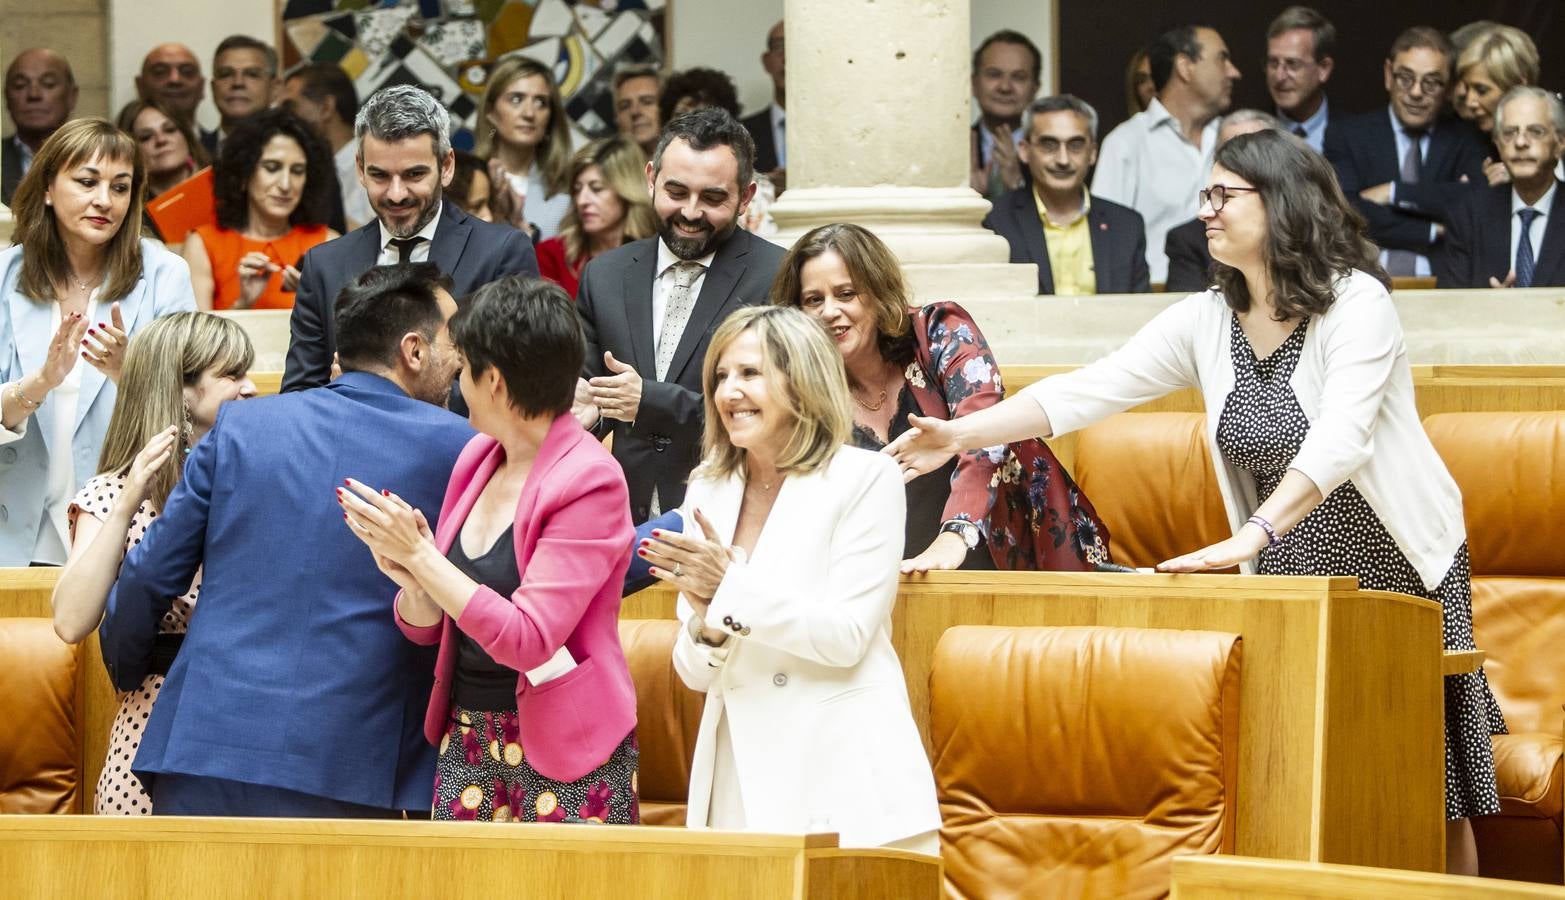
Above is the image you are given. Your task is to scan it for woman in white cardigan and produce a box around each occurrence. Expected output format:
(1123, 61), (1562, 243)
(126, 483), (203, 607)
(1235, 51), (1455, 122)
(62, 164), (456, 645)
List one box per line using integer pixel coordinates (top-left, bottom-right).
(887, 130), (1502, 874)
(639, 305), (941, 856)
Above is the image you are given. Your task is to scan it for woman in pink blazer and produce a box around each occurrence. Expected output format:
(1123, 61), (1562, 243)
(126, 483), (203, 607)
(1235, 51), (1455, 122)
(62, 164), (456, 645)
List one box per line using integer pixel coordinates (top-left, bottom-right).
(340, 275), (638, 824)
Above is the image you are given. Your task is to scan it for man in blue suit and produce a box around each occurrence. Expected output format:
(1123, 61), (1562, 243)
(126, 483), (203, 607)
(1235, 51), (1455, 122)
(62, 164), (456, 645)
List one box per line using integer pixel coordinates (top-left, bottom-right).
(281, 83), (538, 394)
(101, 263), (475, 817)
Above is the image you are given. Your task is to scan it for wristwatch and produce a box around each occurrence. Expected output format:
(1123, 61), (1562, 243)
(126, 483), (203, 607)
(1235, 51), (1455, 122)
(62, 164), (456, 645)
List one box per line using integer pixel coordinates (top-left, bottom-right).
(941, 520), (981, 550)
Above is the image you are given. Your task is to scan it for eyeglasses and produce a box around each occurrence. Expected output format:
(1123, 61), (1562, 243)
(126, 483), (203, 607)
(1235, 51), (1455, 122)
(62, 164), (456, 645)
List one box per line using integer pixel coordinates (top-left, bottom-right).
(1264, 57), (1316, 76)
(1498, 124), (1556, 144)
(1027, 136), (1090, 155)
(1391, 69), (1447, 96)
(1198, 184), (1258, 212)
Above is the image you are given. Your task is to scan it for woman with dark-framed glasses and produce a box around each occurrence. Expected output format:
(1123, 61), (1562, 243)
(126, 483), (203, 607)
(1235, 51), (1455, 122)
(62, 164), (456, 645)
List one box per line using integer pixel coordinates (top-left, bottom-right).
(887, 130), (1504, 874)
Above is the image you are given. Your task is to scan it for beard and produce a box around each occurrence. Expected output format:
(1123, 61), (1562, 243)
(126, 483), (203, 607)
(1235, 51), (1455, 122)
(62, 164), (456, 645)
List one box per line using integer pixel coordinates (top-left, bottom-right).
(380, 189), (442, 239)
(658, 210), (735, 260)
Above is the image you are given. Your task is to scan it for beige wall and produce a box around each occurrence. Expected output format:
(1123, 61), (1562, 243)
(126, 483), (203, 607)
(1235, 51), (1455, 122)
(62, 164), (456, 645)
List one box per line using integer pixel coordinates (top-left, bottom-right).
(107, 0), (277, 132)
(0, 0), (111, 133)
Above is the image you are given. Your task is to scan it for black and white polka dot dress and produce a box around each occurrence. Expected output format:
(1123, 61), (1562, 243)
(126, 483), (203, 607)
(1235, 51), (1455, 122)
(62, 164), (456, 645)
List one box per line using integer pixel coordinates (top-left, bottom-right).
(69, 472), (201, 816)
(1215, 314), (1505, 821)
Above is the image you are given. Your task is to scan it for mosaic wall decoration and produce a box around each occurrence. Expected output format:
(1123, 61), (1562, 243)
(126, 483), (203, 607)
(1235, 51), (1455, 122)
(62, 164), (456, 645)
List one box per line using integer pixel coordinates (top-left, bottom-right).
(281, 0), (667, 151)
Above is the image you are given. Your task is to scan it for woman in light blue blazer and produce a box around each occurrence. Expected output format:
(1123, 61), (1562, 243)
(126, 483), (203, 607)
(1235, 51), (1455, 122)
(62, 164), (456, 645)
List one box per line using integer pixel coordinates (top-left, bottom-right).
(0, 118), (195, 565)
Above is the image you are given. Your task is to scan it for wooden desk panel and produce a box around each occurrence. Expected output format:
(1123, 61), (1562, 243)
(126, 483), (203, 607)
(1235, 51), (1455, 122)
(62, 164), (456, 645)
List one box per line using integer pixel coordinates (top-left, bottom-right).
(1172, 855), (1565, 899)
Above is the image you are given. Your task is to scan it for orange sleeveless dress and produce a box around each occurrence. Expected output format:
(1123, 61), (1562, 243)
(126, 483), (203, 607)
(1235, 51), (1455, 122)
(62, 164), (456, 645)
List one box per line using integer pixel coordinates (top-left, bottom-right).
(195, 223), (330, 310)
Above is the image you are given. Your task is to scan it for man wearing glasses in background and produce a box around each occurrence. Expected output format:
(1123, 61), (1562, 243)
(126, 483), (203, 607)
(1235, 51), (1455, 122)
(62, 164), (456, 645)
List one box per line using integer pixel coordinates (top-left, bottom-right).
(984, 94), (1150, 294)
(1264, 6), (1342, 154)
(205, 35), (279, 155)
(1325, 26), (1488, 278)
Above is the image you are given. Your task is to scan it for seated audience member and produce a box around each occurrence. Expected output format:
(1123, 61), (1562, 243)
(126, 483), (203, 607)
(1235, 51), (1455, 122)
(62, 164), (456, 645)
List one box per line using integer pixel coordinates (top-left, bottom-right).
(1455, 24), (1540, 186)
(612, 63), (662, 158)
(116, 98), (208, 200)
(970, 29), (1042, 200)
(740, 20), (787, 191)
(1095, 24), (1240, 284)
(205, 35), (279, 156)
(1265, 6), (1340, 153)
(51, 312), (255, 814)
(135, 43), (204, 137)
(340, 276), (639, 824)
(182, 109), (337, 310)
(1, 118), (196, 567)
(482, 56), (573, 241)
(1439, 86), (1565, 289)
(984, 95), (1150, 295)
(644, 305), (940, 854)
(1325, 27), (1488, 279)
(537, 137), (656, 298)
(771, 223), (1111, 571)
(447, 150), (495, 223)
(889, 131), (1504, 875)
(279, 62), (371, 230)
(281, 84), (538, 393)
(3, 49), (78, 205)
(1124, 47), (1154, 119)
(1165, 110), (1285, 293)
(100, 263), (476, 817)
(1447, 20), (1499, 122)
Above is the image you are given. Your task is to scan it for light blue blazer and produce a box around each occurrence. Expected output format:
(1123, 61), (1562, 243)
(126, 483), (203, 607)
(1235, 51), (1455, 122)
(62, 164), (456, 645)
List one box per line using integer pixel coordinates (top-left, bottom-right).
(0, 239), (196, 564)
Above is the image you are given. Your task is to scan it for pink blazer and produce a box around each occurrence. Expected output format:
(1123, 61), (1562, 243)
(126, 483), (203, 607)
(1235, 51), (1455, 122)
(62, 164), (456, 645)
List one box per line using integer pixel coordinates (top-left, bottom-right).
(395, 414), (636, 782)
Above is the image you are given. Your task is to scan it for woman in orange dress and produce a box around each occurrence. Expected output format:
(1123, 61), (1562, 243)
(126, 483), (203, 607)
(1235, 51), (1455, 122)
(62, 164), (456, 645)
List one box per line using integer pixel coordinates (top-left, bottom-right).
(181, 108), (338, 310)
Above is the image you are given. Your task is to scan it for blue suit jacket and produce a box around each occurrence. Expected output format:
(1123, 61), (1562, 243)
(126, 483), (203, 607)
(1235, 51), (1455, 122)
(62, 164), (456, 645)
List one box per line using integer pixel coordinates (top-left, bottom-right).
(0, 239), (195, 564)
(100, 372), (474, 811)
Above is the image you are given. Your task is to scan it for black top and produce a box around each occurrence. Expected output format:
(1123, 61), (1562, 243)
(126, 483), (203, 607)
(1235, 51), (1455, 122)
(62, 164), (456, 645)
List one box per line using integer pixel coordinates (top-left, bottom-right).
(449, 524), (522, 711)
(849, 386), (994, 569)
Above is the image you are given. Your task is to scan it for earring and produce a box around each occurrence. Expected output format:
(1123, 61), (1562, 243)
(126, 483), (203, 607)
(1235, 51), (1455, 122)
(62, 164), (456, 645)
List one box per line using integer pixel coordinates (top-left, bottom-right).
(180, 403), (194, 455)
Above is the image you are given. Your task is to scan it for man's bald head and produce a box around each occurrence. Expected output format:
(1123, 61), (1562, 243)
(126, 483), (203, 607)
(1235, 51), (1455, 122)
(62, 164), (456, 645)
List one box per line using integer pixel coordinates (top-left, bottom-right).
(136, 43), (204, 121)
(5, 49), (77, 145)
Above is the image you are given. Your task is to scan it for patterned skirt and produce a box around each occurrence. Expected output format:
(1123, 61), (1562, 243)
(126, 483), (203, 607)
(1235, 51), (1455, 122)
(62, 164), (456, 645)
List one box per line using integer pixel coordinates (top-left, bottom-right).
(432, 706), (639, 823)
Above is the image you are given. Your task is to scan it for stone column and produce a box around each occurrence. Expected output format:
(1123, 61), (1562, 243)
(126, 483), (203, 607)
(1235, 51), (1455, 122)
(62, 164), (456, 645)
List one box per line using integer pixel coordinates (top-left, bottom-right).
(770, 0), (1036, 298)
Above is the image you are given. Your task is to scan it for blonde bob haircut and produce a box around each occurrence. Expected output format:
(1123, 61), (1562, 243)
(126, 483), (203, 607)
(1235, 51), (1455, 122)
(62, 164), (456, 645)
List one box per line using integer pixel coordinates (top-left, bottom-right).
(10, 118), (148, 304)
(556, 136), (657, 263)
(1457, 25), (1539, 94)
(479, 55), (573, 197)
(696, 305), (852, 482)
(96, 312), (255, 512)
(768, 223), (916, 365)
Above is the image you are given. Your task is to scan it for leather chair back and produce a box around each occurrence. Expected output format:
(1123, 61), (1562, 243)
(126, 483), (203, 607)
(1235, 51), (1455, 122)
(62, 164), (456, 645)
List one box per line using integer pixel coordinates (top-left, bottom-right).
(932, 625), (1241, 900)
(617, 618), (704, 825)
(1071, 413), (1230, 568)
(0, 618), (83, 813)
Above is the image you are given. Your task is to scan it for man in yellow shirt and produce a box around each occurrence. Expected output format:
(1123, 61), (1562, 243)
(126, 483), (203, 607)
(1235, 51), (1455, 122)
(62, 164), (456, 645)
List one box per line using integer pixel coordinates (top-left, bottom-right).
(983, 95), (1152, 294)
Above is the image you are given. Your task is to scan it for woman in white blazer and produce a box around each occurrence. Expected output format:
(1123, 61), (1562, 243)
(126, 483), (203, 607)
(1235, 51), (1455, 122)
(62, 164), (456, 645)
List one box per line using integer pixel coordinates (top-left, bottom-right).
(886, 130), (1503, 874)
(640, 305), (941, 856)
(0, 119), (196, 565)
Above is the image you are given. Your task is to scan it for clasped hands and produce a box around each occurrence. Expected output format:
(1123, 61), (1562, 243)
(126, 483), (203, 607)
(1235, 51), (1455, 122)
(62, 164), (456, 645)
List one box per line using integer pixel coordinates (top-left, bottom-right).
(576, 351), (642, 426)
(337, 478), (437, 593)
(43, 302), (130, 388)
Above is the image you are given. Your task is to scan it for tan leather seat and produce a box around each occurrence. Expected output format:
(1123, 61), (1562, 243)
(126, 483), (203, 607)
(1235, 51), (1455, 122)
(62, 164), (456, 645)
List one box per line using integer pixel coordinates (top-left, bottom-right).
(617, 618), (704, 826)
(1072, 412), (1230, 568)
(1425, 411), (1565, 884)
(932, 625), (1241, 899)
(0, 618), (83, 813)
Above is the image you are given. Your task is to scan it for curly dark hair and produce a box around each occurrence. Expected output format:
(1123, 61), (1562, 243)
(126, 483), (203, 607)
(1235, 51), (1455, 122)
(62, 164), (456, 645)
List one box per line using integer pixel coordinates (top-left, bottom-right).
(659, 67), (740, 127)
(213, 107), (335, 232)
(1211, 130), (1389, 320)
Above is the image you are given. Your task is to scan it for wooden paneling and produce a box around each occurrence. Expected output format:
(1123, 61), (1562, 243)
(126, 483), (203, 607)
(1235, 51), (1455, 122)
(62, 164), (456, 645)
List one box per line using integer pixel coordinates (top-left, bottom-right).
(1171, 855), (1565, 899)
(0, 816), (940, 900)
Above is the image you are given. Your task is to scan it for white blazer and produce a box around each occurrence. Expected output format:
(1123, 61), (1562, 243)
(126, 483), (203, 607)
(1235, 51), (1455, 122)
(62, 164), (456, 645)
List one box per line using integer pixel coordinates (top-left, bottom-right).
(672, 446), (941, 849)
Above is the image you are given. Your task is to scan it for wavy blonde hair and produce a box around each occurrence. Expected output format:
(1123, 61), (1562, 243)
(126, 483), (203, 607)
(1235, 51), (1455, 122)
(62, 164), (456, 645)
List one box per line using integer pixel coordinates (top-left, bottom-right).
(96, 312), (254, 511)
(1457, 24), (1539, 96)
(479, 56), (572, 197)
(696, 306), (852, 482)
(556, 136), (656, 263)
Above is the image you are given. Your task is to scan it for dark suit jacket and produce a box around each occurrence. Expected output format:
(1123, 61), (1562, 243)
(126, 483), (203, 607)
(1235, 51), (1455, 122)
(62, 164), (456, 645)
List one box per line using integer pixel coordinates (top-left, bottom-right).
(1163, 217), (1213, 293)
(1325, 108), (1489, 255)
(576, 231), (785, 522)
(2, 136), (24, 206)
(1438, 182), (1565, 288)
(100, 372), (475, 812)
(199, 127), (219, 158)
(972, 121), (1032, 196)
(281, 201), (538, 393)
(982, 187), (1150, 294)
(741, 107), (780, 174)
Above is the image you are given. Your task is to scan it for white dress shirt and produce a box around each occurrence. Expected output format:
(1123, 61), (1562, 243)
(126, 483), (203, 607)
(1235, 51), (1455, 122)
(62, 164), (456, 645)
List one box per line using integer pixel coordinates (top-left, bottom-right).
(375, 202), (441, 265)
(334, 139), (375, 230)
(651, 238), (715, 344)
(1510, 180), (1556, 272)
(1092, 98), (1220, 283)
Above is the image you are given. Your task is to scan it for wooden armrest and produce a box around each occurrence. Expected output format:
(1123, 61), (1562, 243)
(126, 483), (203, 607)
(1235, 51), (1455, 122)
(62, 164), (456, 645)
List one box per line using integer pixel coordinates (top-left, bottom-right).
(1442, 649), (1485, 676)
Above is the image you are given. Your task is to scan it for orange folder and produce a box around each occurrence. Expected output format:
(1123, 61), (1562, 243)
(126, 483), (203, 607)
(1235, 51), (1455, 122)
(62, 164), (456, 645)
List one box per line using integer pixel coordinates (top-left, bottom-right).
(146, 167), (216, 245)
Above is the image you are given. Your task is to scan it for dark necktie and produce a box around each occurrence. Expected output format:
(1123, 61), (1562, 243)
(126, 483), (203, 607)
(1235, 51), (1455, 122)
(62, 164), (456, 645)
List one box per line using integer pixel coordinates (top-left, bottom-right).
(1385, 130), (1426, 276)
(388, 236), (427, 265)
(1292, 125), (1308, 139)
(1515, 208), (1541, 288)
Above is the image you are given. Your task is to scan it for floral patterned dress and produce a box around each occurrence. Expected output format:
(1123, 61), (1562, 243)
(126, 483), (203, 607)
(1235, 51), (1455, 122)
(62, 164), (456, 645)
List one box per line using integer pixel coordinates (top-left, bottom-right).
(68, 472), (201, 815)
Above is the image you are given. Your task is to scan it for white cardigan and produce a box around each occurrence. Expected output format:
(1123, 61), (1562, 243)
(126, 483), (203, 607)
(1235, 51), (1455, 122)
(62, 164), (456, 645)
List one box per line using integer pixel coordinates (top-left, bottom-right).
(672, 446), (942, 849)
(1025, 270), (1465, 590)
